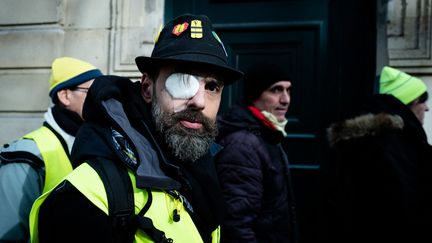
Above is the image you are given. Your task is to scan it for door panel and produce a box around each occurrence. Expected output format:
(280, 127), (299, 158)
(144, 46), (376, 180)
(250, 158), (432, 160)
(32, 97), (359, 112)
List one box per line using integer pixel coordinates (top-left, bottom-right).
(216, 21), (324, 165)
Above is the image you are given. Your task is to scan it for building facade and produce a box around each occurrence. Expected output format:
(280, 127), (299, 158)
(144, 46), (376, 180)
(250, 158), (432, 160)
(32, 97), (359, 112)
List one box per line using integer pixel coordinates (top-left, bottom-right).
(0, 0), (164, 144)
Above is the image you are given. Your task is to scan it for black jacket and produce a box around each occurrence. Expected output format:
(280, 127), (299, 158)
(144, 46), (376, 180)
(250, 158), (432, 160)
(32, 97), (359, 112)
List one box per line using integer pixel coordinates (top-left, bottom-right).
(215, 105), (298, 243)
(322, 94), (432, 243)
(37, 76), (225, 243)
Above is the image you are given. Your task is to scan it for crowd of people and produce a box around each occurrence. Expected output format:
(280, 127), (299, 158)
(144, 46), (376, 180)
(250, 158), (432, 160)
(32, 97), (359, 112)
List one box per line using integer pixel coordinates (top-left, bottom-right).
(1, 13), (431, 243)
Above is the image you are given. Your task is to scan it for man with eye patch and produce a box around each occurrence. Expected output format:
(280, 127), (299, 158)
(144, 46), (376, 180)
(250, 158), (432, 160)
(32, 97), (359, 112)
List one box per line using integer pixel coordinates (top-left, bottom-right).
(30, 14), (242, 243)
(215, 62), (299, 243)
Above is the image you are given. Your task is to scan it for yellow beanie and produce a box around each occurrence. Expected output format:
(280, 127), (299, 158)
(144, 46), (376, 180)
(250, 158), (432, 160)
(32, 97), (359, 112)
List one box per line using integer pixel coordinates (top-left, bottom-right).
(49, 57), (103, 101)
(379, 66), (427, 105)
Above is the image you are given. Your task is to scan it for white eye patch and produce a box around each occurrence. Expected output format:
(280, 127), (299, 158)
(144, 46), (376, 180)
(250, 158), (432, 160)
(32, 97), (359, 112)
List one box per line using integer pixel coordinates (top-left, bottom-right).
(165, 73), (200, 99)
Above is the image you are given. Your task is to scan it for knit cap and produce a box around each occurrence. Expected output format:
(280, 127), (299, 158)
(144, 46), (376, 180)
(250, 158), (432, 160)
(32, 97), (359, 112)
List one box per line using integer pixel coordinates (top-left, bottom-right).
(243, 62), (291, 104)
(49, 57), (103, 102)
(379, 66), (426, 104)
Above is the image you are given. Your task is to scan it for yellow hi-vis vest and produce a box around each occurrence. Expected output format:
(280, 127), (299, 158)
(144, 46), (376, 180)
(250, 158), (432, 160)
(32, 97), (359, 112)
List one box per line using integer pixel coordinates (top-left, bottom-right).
(23, 126), (72, 194)
(29, 162), (220, 243)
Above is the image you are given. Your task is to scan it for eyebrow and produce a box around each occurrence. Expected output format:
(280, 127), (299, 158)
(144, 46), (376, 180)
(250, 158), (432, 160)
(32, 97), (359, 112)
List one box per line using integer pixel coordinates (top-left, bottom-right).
(270, 84), (291, 89)
(204, 76), (224, 86)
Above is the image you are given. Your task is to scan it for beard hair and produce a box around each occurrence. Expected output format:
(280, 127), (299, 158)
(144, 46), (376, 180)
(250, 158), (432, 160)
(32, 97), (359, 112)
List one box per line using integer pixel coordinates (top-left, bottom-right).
(151, 99), (218, 163)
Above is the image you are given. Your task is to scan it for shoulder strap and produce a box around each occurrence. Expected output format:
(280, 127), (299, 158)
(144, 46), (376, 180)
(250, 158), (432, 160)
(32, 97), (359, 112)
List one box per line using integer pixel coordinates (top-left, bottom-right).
(87, 158), (136, 242)
(0, 136), (44, 168)
(0, 150), (44, 168)
(87, 158), (172, 243)
(42, 122), (71, 160)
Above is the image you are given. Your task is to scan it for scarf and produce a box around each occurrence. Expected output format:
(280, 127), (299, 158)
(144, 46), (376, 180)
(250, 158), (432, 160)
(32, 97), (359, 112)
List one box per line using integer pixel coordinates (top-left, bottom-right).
(248, 106), (288, 137)
(51, 105), (83, 136)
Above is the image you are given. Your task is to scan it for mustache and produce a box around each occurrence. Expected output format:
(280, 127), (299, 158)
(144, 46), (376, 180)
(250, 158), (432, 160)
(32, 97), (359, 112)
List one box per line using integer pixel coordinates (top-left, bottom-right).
(171, 109), (216, 132)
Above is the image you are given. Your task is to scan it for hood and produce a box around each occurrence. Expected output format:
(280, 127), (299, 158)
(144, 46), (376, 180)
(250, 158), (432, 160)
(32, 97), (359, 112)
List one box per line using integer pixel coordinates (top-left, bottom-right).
(327, 113), (404, 147)
(327, 94), (427, 147)
(71, 122), (118, 166)
(73, 75), (180, 190)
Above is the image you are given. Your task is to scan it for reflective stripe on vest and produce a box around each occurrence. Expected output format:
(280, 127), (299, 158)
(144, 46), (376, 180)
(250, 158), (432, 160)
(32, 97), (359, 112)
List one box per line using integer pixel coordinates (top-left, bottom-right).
(23, 126), (72, 194)
(30, 162), (220, 243)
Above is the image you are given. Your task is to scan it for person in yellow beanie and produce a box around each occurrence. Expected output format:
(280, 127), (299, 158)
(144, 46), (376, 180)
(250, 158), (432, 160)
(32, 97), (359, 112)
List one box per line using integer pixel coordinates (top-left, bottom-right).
(323, 66), (431, 243)
(379, 66), (429, 124)
(0, 57), (103, 242)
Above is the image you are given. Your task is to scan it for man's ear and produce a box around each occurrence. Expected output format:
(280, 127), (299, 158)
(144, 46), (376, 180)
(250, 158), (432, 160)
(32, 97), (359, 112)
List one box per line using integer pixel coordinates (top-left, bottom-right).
(56, 89), (71, 107)
(141, 73), (153, 103)
(409, 98), (420, 108)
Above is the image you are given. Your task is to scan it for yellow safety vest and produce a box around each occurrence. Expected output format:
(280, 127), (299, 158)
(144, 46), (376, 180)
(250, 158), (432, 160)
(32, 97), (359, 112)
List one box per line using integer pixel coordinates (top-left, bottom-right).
(30, 162), (220, 243)
(23, 126), (72, 194)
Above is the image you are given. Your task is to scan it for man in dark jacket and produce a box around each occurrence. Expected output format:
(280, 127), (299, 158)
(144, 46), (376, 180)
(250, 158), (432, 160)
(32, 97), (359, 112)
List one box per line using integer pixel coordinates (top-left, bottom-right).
(215, 62), (298, 243)
(30, 14), (243, 243)
(323, 66), (431, 243)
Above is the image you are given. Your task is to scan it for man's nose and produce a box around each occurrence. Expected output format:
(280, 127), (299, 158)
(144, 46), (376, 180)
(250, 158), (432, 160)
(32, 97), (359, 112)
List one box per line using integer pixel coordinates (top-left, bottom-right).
(280, 91), (290, 104)
(186, 85), (205, 110)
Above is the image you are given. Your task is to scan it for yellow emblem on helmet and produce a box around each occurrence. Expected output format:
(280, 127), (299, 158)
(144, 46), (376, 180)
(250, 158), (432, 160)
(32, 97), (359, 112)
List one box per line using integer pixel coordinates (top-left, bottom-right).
(191, 20), (203, 39)
(172, 22), (189, 36)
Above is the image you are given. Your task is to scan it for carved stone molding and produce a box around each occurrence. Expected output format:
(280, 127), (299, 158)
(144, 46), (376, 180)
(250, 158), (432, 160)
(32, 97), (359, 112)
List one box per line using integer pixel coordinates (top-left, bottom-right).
(109, 0), (164, 77)
(387, 0), (432, 69)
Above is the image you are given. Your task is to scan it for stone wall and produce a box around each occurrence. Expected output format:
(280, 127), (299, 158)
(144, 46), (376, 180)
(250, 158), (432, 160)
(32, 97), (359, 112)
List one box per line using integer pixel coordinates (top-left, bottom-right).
(0, 0), (163, 144)
(387, 0), (432, 142)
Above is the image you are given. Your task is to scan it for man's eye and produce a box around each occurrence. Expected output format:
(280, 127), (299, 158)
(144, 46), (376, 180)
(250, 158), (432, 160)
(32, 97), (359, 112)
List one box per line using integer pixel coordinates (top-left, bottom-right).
(205, 81), (222, 93)
(270, 87), (283, 93)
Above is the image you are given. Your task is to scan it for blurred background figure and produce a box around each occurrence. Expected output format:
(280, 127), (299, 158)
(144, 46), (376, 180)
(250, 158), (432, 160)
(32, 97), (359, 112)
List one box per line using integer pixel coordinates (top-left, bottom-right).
(0, 57), (102, 242)
(216, 62), (299, 243)
(322, 66), (431, 243)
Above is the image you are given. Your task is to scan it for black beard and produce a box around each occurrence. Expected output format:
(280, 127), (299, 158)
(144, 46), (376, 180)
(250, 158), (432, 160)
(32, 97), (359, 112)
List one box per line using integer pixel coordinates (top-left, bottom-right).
(151, 100), (218, 163)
